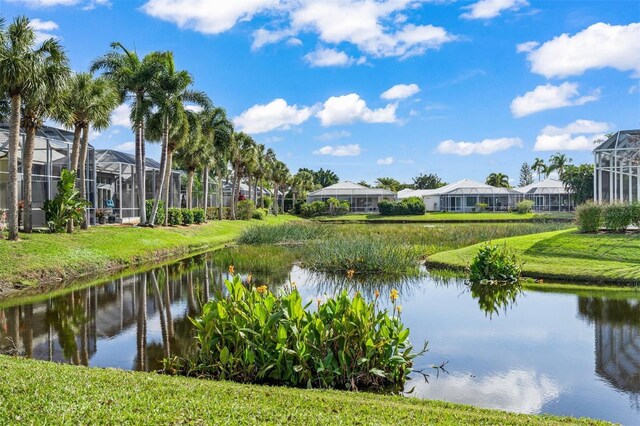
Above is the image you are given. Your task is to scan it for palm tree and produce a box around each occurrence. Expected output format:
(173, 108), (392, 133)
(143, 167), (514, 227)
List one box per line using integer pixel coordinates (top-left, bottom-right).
(252, 143), (266, 206)
(200, 107), (233, 219)
(548, 153), (572, 179)
(20, 41), (70, 232)
(173, 113), (204, 209)
(91, 44), (165, 225)
(374, 177), (402, 192)
(264, 148), (277, 214)
(291, 170), (314, 210)
(532, 158), (547, 181)
(485, 172), (510, 188)
(147, 53), (210, 225)
(57, 73), (119, 229)
(0, 16), (67, 240)
(271, 160), (290, 215)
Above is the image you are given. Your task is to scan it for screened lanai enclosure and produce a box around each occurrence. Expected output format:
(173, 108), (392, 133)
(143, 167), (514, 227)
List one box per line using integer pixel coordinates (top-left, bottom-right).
(0, 125), (95, 227)
(95, 149), (181, 221)
(594, 130), (640, 204)
(516, 178), (574, 211)
(306, 181), (396, 213)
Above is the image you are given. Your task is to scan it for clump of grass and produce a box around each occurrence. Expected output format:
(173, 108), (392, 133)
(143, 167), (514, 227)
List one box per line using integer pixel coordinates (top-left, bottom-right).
(209, 245), (296, 274)
(237, 222), (328, 245)
(302, 238), (422, 276)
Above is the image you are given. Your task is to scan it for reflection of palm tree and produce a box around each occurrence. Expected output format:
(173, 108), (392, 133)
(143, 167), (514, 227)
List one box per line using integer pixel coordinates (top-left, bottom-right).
(135, 273), (147, 371)
(151, 270), (170, 359)
(45, 290), (89, 362)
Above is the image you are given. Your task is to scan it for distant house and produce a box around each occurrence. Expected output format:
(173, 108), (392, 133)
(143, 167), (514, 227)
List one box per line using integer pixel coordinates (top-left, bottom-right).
(594, 129), (640, 204)
(306, 181), (396, 213)
(398, 179), (522, 212)
(515, 178), (574, 211)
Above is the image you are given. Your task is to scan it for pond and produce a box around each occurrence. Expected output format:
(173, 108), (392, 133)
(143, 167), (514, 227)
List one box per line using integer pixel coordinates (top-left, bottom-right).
(0, 249), (638, 425)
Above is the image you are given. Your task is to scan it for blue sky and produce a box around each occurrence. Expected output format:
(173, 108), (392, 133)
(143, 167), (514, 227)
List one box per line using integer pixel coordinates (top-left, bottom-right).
(2, 0), (639, 186)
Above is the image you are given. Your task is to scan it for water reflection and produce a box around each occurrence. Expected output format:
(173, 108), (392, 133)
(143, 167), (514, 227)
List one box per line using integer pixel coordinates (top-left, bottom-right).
(0, 251), (638, 423)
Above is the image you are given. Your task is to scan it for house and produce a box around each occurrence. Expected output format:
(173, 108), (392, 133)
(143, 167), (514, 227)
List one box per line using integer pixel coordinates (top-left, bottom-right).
(306, 181), (396, 213)
(515, 178), (574, 211)
(398, 179), (523, 212)
(594, 129), (640, 204)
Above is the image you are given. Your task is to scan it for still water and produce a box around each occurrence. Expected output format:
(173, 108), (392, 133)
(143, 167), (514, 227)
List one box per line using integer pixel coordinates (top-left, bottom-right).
(0, 251), (638, 424)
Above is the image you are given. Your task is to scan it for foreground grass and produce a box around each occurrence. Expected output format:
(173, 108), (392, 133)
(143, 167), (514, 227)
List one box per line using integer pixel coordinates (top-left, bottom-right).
(316, 212), (574, 223)
(0, 356), (605, 425)
(429, 229), (640, 284)
(0, 215), (298, 295)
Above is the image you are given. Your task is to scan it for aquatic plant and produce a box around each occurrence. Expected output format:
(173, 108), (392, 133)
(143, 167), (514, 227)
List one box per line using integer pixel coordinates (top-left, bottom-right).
(172, 274), (425, 392)
(237, 222), (328, 245)
(469, 243), (521, 284)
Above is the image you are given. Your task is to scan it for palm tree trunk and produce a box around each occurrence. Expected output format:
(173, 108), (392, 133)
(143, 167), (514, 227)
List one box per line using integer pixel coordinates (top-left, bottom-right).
(135, 94), (147, 226)
(260, 181), (264, 208)
(230, 163), (238, 220)
(149, 118), (169, 226)
(79, 126), (90, 230)
(22, 126), (36, 233)
(163, 146), (173, 226)
(186, 169), (194, 209)
(292, 191), (297, 213)
(202, 166), (209, 220)
(7, 95), (22, 241)
(70, 126), (82, 172)
(272, 183), (278, 216)
(217, 172), (223, 220)
(247, 174), (252, 203)
(280, 184), (285, 213)
(253, 179), (258, 204)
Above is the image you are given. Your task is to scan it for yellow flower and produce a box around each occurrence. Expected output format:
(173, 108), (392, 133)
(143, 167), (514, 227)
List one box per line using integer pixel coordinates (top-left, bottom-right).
(396, 305), (402, 314)
(247, 274), (252, 284)
(290, 281), (297, 289)
(390, 289), (399, 302)
(256, 285), (268, 295)
(317, 297), (322, 308)
(228, 265), (235, 275)
(374, 290), (380, 299)
(346, 269), (355, 279)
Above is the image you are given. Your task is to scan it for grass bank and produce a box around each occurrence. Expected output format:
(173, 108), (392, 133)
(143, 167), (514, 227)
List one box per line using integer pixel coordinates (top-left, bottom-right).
(0, 215), (299, 298)
(428, 229), (640, 285)
(0, 356), (605, 425)
(316, 212), (574, 223)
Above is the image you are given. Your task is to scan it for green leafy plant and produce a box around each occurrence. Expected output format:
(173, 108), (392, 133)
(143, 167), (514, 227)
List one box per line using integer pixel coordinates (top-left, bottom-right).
(0, 210), (7, 239)
(515, 200), (534, 214)
(237, 222), (328, 245)
(43, 169), (90, 233)
(252, 209), (266, 220)
(173, 275), (425, 392)
(145, 200), (165, 226)
(205, 206), (218, 221)
(378, 197), (425, 216)
(575, 202), (602, 233)
(192, 208), (205, 224)
(237, 199), (256, 221)
(181, 208), (195, 225)
(167, 208), (183, 226)
(602, 202), (632, 232)
(469, 243), (521, 284)
(475, 202), (488, 212)
(631, 202), (640, 228)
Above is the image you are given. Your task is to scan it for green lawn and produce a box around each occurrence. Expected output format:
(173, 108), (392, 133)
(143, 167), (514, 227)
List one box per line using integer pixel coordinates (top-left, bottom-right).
(0, 356), (606, 425)
(0, 215), (298, 296)
(316, 212), (574, 223)
(428, 229), (640, 284)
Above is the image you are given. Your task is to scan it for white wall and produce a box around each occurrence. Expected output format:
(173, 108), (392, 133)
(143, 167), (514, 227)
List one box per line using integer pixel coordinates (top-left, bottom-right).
(423, 195), (440, 212)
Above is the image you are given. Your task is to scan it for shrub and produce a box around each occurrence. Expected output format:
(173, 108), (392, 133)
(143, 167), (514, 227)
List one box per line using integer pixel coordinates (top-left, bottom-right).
(262, 196), (273, 209)
(181, 208), (195, 225)
(205, 207), (217, 221)
(192, 209), (205, 224)
(293, 199), (305, 215)
(469, 243), (521, 284)
(475, 202), (488, 212)
(378, 197), (425, 216)
(602, 202), (632, 232)
(631, 202), (640, 228)
(575, 202), (602, 233)
(146, 200), (165, 226)
(515, 199), (534, 214)
(174, 275), (425, 391)
(237, 199), (256, 221)
(43, 169), (90, 233)
(252, 209), (266, 220)
(299, 201), (327, 218)
(167, 208), (183, 226)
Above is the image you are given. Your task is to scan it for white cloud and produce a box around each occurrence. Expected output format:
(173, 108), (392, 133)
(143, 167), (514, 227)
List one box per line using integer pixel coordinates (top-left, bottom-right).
(142, 0), (279, 34)
(315, 130), (351, 141)
(141, 0), (457, 60)
(534, 119), (611, 151)
(303, 47), (364, 68)
(510, 82), (599, 118)
(521, 22), (640, 78)
(185, 105), (204, 113)
(10, 0), (109, 7)
(110, 104), (131, 128)
(461, 0), (529, 20)
(316, 93), (397, 126)
(516, 41), (538, 53)
(437, 137), (523, 156)
(114, 142), (135, 153)
(286, 37), (303, 47)
(313, 144), (361, 156)
(28, 18), (60, 44)
(376, 156), (394, 165)
(234, 98), (312, 134)
(381, 83), (420, 100)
